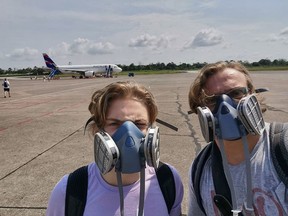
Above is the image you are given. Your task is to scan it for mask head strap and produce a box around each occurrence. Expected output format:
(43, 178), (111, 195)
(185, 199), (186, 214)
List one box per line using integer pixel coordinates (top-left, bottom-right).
(84, 116), (94, 135)
(156, 118), (178, 131)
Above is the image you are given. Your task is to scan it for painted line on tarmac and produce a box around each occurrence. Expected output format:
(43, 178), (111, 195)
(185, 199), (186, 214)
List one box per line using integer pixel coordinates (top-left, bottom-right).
(0, 206), (46, 210)
(0, 125), (83, 181)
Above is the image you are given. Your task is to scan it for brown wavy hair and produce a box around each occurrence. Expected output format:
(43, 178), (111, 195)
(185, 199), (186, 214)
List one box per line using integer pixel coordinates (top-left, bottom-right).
(188, 61), (264, 114)
(87, 81), (158, 135)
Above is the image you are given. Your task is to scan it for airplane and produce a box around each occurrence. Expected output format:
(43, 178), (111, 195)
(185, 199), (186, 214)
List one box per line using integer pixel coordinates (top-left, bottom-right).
(42, 53), (122, 79)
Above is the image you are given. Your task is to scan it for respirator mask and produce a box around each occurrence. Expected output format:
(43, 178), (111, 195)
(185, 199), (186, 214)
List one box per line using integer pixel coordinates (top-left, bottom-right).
(196, 90), (266, 216)
(197, 91), (265, 142)
(94, 120), (160, 174)
(94, 121), (160, 216)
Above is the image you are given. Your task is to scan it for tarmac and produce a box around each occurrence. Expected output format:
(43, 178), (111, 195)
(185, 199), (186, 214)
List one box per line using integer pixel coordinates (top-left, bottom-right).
(1, 71), (288, 216)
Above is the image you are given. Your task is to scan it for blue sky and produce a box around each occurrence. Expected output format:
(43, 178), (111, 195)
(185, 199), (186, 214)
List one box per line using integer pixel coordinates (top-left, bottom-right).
(1, 0), (288, 69)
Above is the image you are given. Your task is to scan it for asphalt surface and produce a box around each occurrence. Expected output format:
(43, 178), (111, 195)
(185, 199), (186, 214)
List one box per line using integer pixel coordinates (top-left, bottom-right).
(1, 71), (288, 216)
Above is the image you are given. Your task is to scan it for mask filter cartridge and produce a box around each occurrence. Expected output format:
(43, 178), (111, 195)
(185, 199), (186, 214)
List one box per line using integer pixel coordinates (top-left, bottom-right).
(94, 131), (119, 174)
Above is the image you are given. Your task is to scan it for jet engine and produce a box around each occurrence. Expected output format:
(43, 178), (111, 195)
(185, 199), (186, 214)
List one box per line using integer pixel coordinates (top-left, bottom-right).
(84, 71), (95, 77)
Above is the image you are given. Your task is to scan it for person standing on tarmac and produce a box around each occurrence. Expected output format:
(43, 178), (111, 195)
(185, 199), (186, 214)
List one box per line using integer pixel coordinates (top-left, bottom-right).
(2, 78), (11, 98)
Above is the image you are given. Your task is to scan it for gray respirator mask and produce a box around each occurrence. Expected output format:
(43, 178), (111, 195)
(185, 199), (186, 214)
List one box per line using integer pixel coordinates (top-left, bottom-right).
(94, 120), (160, 174)
(197, 93), (265, 142)
(197, 93), (266, 215)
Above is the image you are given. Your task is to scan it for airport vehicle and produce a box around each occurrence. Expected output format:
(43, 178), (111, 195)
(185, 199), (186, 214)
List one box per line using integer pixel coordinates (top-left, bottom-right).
(42, 53), (122, 78)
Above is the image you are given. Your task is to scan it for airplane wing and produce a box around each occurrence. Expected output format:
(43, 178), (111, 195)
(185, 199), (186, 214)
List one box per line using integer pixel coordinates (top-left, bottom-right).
(61, 69), (86, 74)
(60, 69), (96, 78)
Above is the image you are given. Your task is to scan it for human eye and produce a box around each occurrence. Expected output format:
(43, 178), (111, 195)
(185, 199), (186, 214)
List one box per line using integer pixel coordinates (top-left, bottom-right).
(105, 120), (121, 129)
(227, 87), (247, 99)
(135, 121), (148, 130)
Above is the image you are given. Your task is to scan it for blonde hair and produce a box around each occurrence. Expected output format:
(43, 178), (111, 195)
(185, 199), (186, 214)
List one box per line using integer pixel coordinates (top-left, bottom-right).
(188, 61), (258, 114)
(88, 81), (158, 135)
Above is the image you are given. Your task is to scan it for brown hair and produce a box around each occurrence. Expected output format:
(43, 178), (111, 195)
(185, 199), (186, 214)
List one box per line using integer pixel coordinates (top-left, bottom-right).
(188, 61), (259, 114)
(88, 81), (158, 135)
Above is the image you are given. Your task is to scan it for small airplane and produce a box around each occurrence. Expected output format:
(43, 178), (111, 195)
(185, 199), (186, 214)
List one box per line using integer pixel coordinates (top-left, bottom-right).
(42, 53), (122, 78)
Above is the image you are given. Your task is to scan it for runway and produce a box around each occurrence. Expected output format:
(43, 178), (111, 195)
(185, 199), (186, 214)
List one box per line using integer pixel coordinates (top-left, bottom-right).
(1, 71), (288, 215)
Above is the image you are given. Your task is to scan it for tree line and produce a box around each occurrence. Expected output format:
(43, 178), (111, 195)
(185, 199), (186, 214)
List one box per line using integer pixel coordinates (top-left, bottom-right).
(1, 58), (288, 76)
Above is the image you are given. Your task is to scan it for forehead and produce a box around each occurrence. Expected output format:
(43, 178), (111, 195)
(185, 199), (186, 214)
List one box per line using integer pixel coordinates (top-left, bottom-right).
(106, 98), (148, 121)
(204, 68), (247, 94)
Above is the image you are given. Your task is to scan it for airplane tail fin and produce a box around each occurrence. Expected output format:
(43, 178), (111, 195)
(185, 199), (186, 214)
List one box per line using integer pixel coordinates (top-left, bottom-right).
(42, 53), (60, 78)
(48, 68), (59, 78)
(42, 53), (57, 69)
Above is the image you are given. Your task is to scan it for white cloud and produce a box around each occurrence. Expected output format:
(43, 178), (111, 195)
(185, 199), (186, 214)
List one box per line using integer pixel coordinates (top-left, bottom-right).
(263, 27), (288, 44)
(87, 42), (115, 55)
(50, 38), (115, 56)
(266, 35), (285, 42)
(182, 28), (223, 50)
(279, 27), (288, 35)
(128, 34), (171, 50)
(5, 47), (39, 60)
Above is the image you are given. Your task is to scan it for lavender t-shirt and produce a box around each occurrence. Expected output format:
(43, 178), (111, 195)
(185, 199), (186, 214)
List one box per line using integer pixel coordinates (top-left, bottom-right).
(47, 162), (183, 216)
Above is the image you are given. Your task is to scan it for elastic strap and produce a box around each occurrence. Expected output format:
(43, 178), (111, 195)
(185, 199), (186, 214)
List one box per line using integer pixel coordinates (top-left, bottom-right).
(138, 168), (146, 216)
(116, 171), (124, 216)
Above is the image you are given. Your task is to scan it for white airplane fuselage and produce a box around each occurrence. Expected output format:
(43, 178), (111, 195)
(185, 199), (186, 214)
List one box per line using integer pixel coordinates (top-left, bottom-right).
(59, 64), (122, 73)
(58, 64), (122, 77)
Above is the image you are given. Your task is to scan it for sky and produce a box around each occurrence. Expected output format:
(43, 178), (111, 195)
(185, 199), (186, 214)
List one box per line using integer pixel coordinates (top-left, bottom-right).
(1, 0), (288, 70)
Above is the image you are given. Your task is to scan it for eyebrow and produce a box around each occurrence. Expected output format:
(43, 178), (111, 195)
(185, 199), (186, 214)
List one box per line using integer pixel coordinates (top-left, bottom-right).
(217, 87), (248, 95)
(106, 118), (122, 123)
(204, 86), (247, 97)
(106, 118), (149, 124)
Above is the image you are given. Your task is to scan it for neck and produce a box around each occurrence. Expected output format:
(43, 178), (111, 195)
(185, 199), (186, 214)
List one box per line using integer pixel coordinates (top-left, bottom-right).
(102, 169), (140, 186)
(216, 133), (260, 165)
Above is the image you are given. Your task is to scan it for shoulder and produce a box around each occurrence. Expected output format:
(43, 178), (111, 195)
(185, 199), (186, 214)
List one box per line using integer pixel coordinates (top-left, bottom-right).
(52, 174), (69, 195)
(46, 174), (69, 214)
(53, 174), (69, 194)
(190, 144), (212, 176)
(87, 162), (100, 178)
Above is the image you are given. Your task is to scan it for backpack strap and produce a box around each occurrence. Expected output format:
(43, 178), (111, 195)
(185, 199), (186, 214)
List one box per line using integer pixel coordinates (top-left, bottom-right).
(269, 122), (288, 187)
(191, 143), (212, 215)
(65, 165), (88, 216)
(211, 143), (234, 216)
(156, 161), (176, 214)
(192, 142), (235, 216)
